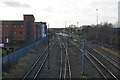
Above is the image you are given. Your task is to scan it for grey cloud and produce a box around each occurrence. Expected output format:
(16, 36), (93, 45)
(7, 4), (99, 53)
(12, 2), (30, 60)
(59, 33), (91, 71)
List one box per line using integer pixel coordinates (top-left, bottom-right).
(91, 0), (117, 8)
(43, 7), (54, 13)
(3, 1), (31, 8)
(102, 16), (117, 19)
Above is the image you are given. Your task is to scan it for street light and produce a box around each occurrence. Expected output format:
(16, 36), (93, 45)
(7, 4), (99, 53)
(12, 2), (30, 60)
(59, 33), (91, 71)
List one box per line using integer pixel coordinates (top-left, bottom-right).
(48, 23), (50, 71)
(96, 9), (98, 42)
(96, 9), (98, 25)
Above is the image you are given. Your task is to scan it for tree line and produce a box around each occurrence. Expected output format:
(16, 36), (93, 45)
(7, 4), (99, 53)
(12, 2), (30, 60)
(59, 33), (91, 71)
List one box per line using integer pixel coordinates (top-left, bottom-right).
(80, 22), (119, 50)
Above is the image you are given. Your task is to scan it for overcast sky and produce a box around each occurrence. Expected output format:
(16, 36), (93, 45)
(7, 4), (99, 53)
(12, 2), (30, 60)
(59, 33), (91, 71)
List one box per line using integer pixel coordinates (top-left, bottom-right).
(0, 0), (119, 28)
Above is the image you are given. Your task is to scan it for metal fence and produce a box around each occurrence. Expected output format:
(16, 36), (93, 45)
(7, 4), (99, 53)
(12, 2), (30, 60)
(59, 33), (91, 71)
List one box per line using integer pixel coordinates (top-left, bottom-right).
(1, 37), (48, 65)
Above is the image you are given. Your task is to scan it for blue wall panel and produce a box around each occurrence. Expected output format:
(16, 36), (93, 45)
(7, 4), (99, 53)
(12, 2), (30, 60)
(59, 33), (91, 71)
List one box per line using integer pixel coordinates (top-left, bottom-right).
(42, 24), (45, 38)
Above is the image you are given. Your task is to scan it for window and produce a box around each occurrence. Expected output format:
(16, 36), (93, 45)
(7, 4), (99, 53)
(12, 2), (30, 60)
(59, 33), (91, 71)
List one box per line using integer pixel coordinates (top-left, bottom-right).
(5, 37), (9, 43)
(14, 38), (17, 40)
(20, 37), (22, 40)
(19, 31), (22, 34)
(6, 32), (8, 34)
(20, 25), (23, 28)
(6, 25), (8, 28)
(0, 25), (2, 28)
(14, 31), (17, 34)
(14, 25), (17, 28)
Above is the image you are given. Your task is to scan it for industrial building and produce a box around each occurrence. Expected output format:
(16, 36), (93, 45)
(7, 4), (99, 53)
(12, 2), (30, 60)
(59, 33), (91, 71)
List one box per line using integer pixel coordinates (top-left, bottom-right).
(2, 15), (47, 43)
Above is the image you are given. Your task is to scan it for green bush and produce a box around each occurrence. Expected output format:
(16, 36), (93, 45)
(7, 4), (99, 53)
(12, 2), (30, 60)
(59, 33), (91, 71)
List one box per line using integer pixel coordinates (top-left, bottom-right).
(0, 48), (7, 57)
(82, 34), (88, 38)
(112, 35), (118, 47)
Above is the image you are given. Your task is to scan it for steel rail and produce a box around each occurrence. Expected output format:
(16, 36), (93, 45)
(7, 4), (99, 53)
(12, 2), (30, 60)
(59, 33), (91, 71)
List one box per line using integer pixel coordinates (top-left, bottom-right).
(77, 39), (120, 67)
(86, 50), (118, 80)
(59, 42), (63, 79)
(76, 40), (120, 73)
(23, 40), (54, 79)
(33, 41), (56, 79)
(70, 41), (107, 79)
(61, 38), (72, 79)
(71, 40), (118, 80)
(92, 48), (120, 68)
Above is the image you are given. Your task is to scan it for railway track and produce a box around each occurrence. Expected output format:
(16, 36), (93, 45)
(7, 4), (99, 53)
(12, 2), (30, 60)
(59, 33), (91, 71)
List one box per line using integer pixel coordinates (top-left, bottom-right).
(70, 39), (119, 79)
(74, 39), (120, 78)
(92, 48), (120, 69)
(23, 40), (56, 79)
(59, 36), (71, 80)
(76, 38), (120, 67)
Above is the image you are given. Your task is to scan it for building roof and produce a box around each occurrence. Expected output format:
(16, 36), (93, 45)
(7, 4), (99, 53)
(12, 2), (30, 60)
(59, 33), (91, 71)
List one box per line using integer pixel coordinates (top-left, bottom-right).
(40, 22), (46, 24)
(2, 20), (24, 25)
(2, 20), (23, 22)
(23, 14), (35, 20)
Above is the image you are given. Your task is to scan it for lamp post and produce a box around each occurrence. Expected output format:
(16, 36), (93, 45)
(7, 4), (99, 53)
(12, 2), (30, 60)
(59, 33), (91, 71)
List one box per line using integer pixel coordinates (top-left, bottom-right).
(64, 21), (66, 35)
(68, 25), (70, 47)
(96, 9), (98, 42)
(48, 23), (50, 71)
(96, 9), (98, 25)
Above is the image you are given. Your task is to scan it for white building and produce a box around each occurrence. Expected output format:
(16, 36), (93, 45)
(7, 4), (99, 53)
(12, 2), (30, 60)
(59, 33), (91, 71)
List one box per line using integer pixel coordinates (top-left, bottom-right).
(69, 24), (77, 28)
(118, 1), (120, 27)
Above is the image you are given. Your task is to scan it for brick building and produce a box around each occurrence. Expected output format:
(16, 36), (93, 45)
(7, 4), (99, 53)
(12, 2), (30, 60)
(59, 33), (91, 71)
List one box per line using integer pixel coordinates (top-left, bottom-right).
(2, 15), (47, 43)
